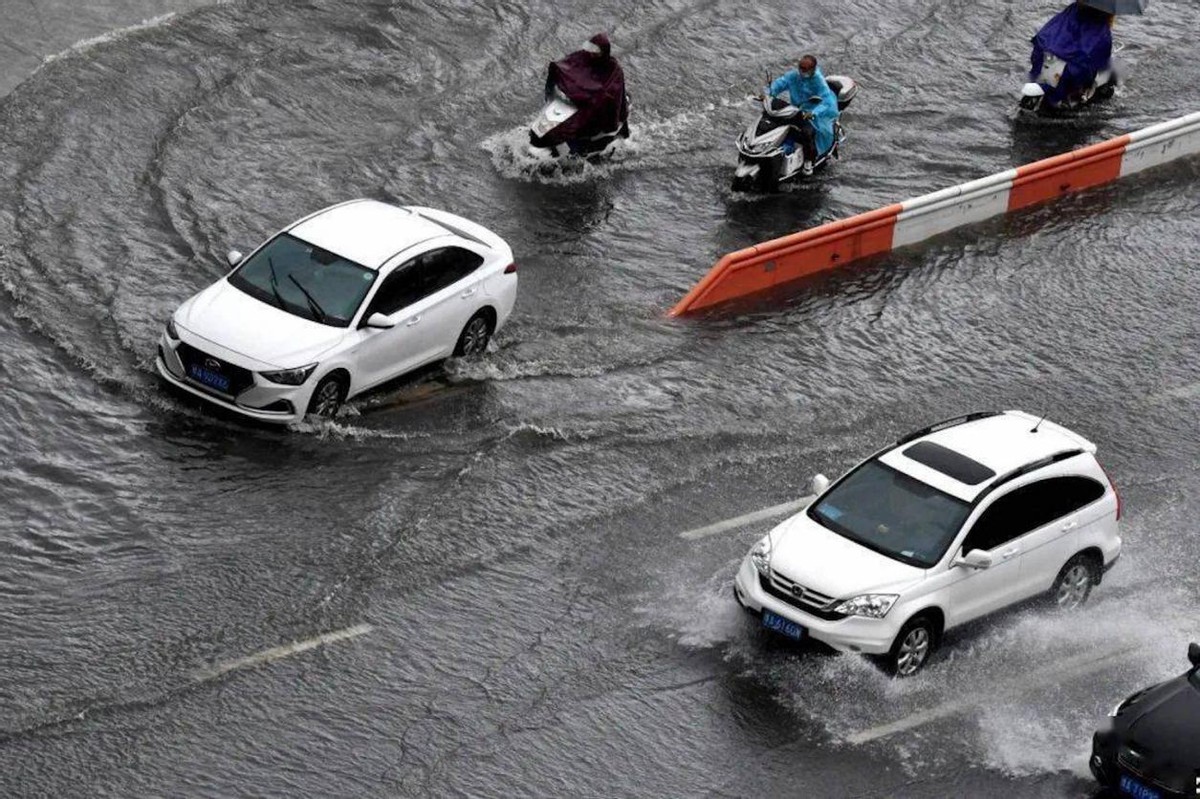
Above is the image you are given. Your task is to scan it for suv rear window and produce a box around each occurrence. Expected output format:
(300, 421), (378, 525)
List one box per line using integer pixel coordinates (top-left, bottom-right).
(902, 441), (996, 485)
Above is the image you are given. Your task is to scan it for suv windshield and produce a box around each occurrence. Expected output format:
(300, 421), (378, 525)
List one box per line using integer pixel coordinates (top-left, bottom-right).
(808, 460), (970, 568)
(228, 234), (376, 327)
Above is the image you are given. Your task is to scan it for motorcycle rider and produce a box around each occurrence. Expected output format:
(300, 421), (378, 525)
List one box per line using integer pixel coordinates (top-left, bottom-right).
(1030, 1), (1116, 108)
(765, 54), (839, 176)
(532, 32), (630, 152)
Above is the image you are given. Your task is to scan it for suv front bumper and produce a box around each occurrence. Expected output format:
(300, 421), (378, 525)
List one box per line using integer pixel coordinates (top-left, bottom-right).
(733, 556), (900, 655)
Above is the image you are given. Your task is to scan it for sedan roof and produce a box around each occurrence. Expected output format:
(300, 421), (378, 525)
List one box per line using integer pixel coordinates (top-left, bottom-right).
(288, 199), (448, 270)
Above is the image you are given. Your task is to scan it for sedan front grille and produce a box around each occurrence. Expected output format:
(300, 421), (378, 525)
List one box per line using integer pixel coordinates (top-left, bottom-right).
(759, 571), (846, 621)
(176, 342), (255, 398)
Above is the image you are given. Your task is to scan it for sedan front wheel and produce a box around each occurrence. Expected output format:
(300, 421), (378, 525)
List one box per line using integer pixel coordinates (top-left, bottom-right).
(306, 374), (346, 418)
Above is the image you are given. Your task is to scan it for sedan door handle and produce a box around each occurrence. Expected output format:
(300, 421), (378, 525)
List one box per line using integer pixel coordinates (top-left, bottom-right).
(460, 288), (478, 299)
(999, 547), (1020, 560)
(405, 316), (422, 327)
(1061, 520), (1078, 531)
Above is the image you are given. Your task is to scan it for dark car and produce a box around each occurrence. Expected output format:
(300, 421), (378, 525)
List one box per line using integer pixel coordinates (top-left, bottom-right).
(1091, 643), (1200, 798)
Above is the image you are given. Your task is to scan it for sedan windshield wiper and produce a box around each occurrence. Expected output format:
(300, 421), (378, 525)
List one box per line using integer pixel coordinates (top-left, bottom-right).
(265, 257), (288, 311)
(287, 273), (328, 324)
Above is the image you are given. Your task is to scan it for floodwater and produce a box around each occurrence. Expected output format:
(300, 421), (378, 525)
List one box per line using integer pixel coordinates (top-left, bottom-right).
(1, 0), (1197, 796)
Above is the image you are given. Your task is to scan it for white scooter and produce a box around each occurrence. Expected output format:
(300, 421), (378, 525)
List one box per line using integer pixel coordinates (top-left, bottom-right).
(528, 87), (630, 159)
(732, 75), (858, 192)
(1019, 50), (1118, 117)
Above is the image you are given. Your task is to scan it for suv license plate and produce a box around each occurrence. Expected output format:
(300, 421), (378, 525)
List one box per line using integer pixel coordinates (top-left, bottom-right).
(762, 610), (805, 641)
(1119, 774), (1162, 799)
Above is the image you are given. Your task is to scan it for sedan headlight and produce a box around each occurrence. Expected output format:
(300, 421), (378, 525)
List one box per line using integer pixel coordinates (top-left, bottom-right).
(833, 594), (899, 619)
(750, 536), (772, 576)
(165, 317), (179, 340)
(260, 363), (318, 386)
(1108, 699), (1125, 718)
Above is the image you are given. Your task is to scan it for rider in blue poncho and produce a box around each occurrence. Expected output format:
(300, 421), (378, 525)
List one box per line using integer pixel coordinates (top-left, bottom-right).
(766, 54), (840, 174)
(1030, 1), (1115, 107)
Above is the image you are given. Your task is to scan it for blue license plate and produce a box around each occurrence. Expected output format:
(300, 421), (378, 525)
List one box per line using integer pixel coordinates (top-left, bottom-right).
(188, 364), (231, 392)
(1119, 774), (1162, 799)
(762, 610), (805, 641)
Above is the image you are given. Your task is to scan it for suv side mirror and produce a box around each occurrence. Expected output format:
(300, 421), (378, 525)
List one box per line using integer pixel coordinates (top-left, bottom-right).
(226, 249), (244, 267)
(953, 549), (994, 570)
(809, 474), (830, 496)
(1189, 642), (1200, 668)
(364, 312), (396, 330)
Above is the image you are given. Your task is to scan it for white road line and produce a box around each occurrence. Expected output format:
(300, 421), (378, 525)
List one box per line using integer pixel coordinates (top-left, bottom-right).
(193, 623), (374, 683)
(845, 645), (1140, 745)
(679, 496), (814, 540)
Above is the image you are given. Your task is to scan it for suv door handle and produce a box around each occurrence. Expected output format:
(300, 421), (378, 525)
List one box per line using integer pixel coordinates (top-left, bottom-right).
(405, 316), (422, 327)
(460, 288), (478, 299)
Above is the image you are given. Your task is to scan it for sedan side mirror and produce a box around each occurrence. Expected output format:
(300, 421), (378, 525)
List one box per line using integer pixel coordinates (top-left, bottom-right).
(364, 312), (396, 330)
(226, 249), (244, 267)
(1189, 642), (1200, 668)
(953, 549), (994, 570)
(809, 474), (830, 496)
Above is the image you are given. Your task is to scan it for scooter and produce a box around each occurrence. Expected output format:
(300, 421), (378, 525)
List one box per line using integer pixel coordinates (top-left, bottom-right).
(732, 75), (858, 192)
(1019, 50), (1118, 117)
(528, 86), (631, 159)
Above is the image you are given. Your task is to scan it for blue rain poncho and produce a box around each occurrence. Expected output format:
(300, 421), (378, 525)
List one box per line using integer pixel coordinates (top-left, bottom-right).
(1030, 3), (1114, 104)
(766, 67), (840, 156)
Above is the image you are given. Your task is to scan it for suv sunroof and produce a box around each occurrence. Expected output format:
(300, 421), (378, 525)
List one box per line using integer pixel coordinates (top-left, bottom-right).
(901, 441), (996, 486)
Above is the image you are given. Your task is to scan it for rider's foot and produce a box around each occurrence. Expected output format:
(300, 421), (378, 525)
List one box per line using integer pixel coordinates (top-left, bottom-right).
(801, 160), (814, 176)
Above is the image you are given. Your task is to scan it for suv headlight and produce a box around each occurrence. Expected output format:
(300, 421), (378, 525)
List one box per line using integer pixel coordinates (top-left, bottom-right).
(260, 363), (318, 386)
(833, 594), (898, 619)
(750, 536), (772, 576)
(165, 317), (179, 340)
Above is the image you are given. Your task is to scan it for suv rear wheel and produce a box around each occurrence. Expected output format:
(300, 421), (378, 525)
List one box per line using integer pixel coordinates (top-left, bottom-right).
(1052, 553), (1098, 610)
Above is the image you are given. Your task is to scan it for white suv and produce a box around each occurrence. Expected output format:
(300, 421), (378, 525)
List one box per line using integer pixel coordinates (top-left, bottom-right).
(156, 199), (517, 423)
(734, 411), (1122, 676)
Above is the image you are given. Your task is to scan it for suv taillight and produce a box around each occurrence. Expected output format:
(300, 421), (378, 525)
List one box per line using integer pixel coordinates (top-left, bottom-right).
(504, 262), (518, 274)
(1099, 462), (1122, 521)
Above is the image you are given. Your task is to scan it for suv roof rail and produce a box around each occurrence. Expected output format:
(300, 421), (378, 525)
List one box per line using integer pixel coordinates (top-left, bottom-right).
(893, 411), (1001, 448)
(971, 448), (1085, 507)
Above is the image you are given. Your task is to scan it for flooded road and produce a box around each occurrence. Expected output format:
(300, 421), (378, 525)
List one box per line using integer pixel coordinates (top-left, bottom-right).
(1, 0), (1198, 796)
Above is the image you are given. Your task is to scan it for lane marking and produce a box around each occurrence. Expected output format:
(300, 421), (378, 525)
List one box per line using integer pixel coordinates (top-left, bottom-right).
(193, 623), (374, 683)
(679, 496), (815, 540)
(845, 645), (1140, 745)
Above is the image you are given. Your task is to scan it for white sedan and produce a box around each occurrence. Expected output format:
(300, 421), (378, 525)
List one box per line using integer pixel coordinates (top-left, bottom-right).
(156, 199), (517, 423)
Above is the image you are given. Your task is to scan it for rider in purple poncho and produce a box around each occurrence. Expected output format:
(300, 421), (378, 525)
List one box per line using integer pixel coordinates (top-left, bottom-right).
(1030, 1), (1115, 106)
(533, 33), (629, 150)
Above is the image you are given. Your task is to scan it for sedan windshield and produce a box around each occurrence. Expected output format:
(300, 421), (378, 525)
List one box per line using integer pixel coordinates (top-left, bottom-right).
(228, 234), (376, 327)
(808, 460), (970, 568)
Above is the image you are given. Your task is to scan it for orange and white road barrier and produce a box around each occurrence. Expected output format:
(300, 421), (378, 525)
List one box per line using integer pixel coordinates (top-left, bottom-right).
(669, 111), (1200, 317)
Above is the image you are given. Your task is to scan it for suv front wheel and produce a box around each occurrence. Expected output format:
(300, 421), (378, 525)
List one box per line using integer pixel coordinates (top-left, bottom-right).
(887, 615), (939, 677)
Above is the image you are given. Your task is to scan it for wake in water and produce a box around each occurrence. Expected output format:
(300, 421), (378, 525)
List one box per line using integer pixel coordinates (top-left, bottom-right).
(482, 99), (738, 184)
(645, 525), (1197, 782)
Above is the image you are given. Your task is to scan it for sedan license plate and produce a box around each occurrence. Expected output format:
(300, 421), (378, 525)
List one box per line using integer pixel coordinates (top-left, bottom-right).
(762, 610), (805, 641)
(188, 364), (231, 393)
(1119, 774), (1162, 799)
